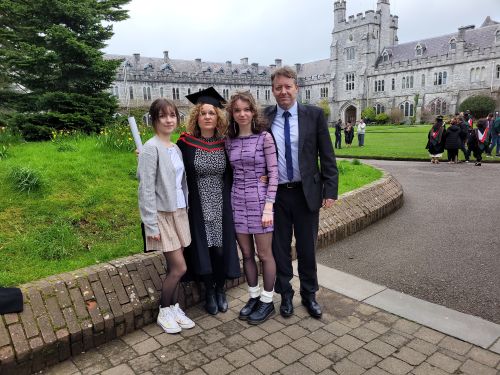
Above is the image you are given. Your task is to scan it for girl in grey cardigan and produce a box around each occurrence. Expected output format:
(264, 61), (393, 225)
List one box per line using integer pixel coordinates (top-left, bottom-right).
(138, 99), (195, 334)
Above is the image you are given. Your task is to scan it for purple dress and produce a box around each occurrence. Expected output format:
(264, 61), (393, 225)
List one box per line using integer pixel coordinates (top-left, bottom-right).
(225, 131), (279, 234)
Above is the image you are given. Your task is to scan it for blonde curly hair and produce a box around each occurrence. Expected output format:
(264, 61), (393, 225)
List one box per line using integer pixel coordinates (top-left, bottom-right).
(186, 103), (227, 138)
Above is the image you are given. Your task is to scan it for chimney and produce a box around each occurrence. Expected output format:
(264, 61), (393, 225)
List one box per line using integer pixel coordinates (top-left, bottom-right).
(458, 25), (475, 41)
(195, 58), (202, 70)
(295, 63), (302, 73)
(251, 62), (259, 74)
(275, 59), (282, 68)
(240, 57), (248, 66)
(163, 51), (169, 62)
(133, 53), (140, 65)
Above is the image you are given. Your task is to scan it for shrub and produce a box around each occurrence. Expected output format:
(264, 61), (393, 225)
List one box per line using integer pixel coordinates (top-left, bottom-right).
(389, 107), (403, 124)
(375, 113), (390, 124)
(351, 159), (362, 165)
(459, 95), (495, 119)
(318, 99), (331, 120)
(8, 166), (44, 193)
(361, 107), (376, 123)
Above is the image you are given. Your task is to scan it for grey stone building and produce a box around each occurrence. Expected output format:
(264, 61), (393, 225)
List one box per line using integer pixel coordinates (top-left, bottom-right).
(107, 0), (500, 123)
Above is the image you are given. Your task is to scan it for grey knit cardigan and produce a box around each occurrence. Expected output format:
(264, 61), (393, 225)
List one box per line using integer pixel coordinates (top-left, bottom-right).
(137, 136), (188, 237)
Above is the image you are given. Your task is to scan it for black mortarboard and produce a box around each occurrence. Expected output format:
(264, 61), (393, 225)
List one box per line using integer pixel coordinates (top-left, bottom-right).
(185, 87), (226, 108)
(436, 115), (443, 122)
(0, 287), (23, 314)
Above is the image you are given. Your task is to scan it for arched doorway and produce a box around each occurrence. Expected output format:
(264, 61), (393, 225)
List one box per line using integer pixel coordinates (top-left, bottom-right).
(345, 106), (357, 125)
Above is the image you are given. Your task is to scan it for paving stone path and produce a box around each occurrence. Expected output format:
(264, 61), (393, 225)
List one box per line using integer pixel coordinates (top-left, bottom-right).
(40, 277), (500, 375)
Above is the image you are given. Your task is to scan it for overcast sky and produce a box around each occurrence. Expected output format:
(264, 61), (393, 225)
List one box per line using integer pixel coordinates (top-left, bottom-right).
(103, 0), (500, 65)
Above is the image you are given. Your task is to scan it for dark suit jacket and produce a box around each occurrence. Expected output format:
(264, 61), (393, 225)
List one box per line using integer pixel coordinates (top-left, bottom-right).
(265, 103), (338, 211)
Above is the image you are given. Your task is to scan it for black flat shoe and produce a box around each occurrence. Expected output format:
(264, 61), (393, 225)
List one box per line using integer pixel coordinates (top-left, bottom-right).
(248, 301), (275, 325)
(239, 297), (260, 320)
(205, 289), (218, 315)
(280, 294), (294, 318)
(301, 297), (322, 318)
(216, 287), (228, 313)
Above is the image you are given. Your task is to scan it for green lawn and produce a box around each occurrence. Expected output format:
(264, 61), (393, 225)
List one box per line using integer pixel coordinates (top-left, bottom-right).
(332, 124), (434, 160)
(0, 133), (381, 286)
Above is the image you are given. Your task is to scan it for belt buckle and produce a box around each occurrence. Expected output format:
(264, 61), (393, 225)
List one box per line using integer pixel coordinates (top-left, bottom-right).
(286, 182), (296, 189)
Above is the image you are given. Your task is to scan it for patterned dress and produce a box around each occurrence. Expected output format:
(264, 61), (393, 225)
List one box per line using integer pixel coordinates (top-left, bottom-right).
(194, 136), (225, 247)
(225, 131), (278, 234)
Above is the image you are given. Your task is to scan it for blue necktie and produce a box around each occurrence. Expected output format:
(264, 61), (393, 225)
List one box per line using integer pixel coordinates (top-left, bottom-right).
(283, 111), (293, 181)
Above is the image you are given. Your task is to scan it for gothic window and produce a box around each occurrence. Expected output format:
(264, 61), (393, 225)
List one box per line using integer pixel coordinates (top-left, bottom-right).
(402, 77), (406, 89)
(346, 47), (355, 60)
(160, 87), (164, 98)
(480, 67), (485, 81)
(449, 38), (457, 50)
(470, 68), (475, 82)
(345, 73), (355, 91)
(374, 80), (385, 92)
(496, 30), (500, 42)
(410, 76), (414, 88)
(256, 90), (259, 99)
(399, 101), (414, 117)
(374, 104), (385, 114)
(320, 87), (329, 98)
(349, 34), (353, 41)
(172, 88), (179, 100)
(143, 87), (147, 100)
(421, 74), (426, 87)
(187, 88), (191, 95)
(147, 87), (151, 100)
(391, 78), (395, 90)
(434, 71), (448, 85)
(475, 67), (480, 82)
(265, 90), (270, 101)
(382, 51), (389, 62)
(497, 65), (500, 79)
(429, 98), (447, 116)
(222, 89), (229, 99)
(129, 86), (134, 100)
(305, 90), (311, 100)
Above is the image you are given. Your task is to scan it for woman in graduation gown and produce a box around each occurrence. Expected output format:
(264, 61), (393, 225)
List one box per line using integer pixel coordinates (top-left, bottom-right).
(177, 87), (240, 315)
(426, 116), (446, 164)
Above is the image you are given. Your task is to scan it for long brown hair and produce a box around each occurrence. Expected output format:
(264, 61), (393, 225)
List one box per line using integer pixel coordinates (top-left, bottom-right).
(225, 91), (268, 138)
(186, 103), (227, 138)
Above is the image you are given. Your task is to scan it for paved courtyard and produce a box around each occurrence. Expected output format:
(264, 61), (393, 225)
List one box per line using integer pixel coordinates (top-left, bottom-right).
(40, 276), (500, 375)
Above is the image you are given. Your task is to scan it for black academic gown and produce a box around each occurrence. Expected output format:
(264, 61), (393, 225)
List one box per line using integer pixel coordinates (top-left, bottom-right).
(177, 134), (240, 280)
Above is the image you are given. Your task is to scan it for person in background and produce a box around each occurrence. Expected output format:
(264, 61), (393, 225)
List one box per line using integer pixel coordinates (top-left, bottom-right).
(177, 88), (240, 316)
(426, 115), (446, 164)
(138, 99), (195, 334)
(334, 119), (342, 149)
(344, 121), (354, 148)
(458, 113), (470, 162)
(357, 118), (366, 147)
(225, 91), (279, 324)
(444, 117), (462, 164)
(468, 118), (490, 166)
(488, 112), (500, 157)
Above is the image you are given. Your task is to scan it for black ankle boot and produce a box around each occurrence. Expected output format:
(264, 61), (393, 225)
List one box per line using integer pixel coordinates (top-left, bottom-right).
(239, 297), (260, 320)
(205, 288), (218, 315)
(247, 301), (275, 325)
(215, 286), (228, 313)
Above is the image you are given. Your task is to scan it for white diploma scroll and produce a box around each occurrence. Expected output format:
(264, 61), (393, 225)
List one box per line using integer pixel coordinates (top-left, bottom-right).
(128, 116), (143, 152)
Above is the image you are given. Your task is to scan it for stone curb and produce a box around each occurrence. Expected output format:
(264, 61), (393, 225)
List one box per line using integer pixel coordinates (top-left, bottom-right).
(0, 172), (403, 374)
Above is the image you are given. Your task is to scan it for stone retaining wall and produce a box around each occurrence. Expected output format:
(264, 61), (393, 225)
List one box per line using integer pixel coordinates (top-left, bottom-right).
(0, 173), (403, 374)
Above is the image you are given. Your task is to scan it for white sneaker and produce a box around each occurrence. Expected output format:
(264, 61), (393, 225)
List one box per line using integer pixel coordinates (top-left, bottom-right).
(157, 307), (181, 334)
(171, 303), (195, 329)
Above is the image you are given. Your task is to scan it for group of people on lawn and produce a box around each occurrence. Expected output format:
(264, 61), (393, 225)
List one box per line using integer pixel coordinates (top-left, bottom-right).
(426, 112), (500, 166)
(334, 118), (366, 149)
(137, 66), (339, 334)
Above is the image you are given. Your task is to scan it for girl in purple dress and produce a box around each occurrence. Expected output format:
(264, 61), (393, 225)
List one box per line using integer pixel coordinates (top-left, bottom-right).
(225, 91), (279, 324)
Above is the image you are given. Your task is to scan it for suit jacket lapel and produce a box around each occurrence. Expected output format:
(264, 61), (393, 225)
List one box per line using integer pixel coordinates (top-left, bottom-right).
(297, 103), (307, 153)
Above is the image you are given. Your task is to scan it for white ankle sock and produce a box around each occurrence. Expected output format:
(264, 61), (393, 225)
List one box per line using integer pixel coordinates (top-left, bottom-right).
(260, 289), (274, 303)
(248, 285), (260, 298)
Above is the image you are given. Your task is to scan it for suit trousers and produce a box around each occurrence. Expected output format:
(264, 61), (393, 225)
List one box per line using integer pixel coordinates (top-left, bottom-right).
(272, 184), (320, 297)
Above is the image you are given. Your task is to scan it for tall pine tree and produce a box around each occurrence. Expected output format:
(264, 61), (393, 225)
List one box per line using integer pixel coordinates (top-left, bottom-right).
(0, 0), (130, 140)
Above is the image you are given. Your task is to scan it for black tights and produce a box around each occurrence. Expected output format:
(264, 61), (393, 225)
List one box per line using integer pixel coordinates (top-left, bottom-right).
(237, 233), (276, 292)
(160, 249), (187, 308)
(201, 246), (226, 290)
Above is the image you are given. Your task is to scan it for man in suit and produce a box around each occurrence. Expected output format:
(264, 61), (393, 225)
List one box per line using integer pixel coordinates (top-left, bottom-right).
(265, 66), (338, 318)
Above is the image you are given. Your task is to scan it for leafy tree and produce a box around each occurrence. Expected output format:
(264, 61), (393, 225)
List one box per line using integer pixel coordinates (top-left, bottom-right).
(0, 0), (130, 140)
(361, 107), (376, 123)
(375, 113), (390, 124)
(318, 99), (331, 121)
(459, 95), (496, 119)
